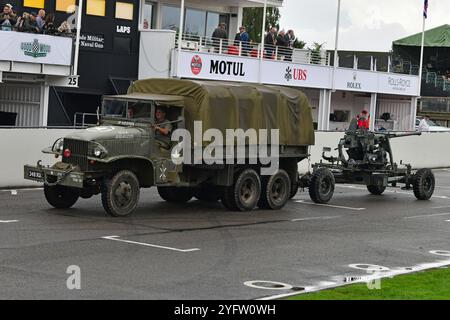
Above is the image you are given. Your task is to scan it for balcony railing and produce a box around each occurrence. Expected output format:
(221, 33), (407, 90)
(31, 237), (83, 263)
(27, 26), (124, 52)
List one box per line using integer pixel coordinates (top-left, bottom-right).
(175, 33), (331, 66)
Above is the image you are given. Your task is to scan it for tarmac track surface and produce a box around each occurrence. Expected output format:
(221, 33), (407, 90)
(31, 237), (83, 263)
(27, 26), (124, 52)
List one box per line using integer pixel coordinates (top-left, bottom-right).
(1, 170), (450, 299)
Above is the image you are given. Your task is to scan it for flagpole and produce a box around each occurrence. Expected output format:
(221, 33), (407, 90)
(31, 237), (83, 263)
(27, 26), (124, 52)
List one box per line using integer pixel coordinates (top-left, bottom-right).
(258, 0), (268, 84)
(332, 0), (341, 92)
(176, 0), (185, 78)
(418, 15), (426, 97)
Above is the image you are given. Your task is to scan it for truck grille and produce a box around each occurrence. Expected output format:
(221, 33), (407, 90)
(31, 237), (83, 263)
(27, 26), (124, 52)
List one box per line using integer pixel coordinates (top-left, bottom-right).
(63, 139), (89, 171)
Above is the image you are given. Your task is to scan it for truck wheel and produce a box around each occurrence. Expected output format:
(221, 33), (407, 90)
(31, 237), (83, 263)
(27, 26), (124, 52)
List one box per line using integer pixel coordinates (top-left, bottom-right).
(259, 170), (291, 210)
(193, 187), (221, 202)
(222, 169), (261, 211)
(309, 168), (335, 204)
(367, 185), (386, 195)
(44, 185), (79, 209)
(157, 187), (193, 203)
(101, 170), (140, 217)
(413, 169), (435, 200)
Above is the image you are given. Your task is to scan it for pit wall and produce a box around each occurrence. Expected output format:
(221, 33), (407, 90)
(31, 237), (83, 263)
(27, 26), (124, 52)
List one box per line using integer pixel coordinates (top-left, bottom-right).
(0, 129), (449, 188)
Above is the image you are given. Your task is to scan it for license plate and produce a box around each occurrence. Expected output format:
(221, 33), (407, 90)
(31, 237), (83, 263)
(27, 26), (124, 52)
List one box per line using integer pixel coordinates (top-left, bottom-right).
(28, 170), (43, 179)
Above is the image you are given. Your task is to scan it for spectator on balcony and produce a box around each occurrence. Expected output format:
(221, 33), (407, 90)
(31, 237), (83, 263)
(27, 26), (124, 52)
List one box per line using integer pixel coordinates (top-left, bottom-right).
(35, 9), (46, 33)
(285, 30), (295, 61)
(276, 29), (288, 60)
(212, 22), (228, 53)
(44, 13), (56, 35)
(234, 26), (250, 56)
(27, 12), (40, 33)
(0, 3), (17, 31)
(264, 27), (277, 59)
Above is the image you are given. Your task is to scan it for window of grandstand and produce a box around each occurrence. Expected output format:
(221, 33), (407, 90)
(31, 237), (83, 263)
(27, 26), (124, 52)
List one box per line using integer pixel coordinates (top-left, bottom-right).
(23, 0), (44, 9)
(115, 2), (134, 21)
(161, 5), (180, 31)
(86, 0), (106, 17)
(56, 0), (76, 13)
(140, 0), (156, 29)
(185, 8), (206, 37)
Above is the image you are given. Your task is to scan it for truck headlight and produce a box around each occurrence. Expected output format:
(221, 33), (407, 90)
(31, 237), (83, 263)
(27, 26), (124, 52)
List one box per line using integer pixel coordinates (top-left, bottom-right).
(94, 148), (102, 157)
(52, 138), (64, 153)
(92, 145), (107, 158)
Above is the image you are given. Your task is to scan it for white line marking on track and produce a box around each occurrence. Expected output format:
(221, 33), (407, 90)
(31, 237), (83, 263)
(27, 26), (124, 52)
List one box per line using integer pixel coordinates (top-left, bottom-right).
(404, 212), (450, 219)
(244, 280), (293, 291)
(431, 205), (450, 209)
(291, 216), (341, 222)
(0, 220), (19, 223)
(101, 235), (200, 253)
(295, 200), (365, 211)
(338, 185), (449, 199)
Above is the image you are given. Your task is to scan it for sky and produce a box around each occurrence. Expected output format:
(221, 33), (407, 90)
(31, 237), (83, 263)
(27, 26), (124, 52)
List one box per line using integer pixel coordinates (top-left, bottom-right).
(279, 0), (449, 52)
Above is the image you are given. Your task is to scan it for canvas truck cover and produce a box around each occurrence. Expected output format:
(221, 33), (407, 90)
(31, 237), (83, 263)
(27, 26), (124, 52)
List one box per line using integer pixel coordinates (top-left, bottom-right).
(128, 79), (315, 146)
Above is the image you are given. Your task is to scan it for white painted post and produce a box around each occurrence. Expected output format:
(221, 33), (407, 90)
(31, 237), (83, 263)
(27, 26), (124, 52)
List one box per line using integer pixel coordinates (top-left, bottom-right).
(332, 0), (341, 92)
(369, 93), (377, 131)
(73, 0), (83, 77)
(176, 0), (185, 78)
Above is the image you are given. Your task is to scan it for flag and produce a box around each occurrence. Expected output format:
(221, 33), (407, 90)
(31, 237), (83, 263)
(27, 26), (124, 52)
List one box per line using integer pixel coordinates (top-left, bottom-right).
(424, 0), (428, 18)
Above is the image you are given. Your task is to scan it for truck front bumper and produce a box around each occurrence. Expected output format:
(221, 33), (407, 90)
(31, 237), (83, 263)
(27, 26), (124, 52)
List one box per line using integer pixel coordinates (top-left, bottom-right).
(24, 162), (84, 188)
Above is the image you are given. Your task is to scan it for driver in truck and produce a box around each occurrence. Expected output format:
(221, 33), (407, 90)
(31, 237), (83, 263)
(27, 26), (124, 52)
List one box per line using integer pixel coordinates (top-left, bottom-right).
(154, 107), (173, 146)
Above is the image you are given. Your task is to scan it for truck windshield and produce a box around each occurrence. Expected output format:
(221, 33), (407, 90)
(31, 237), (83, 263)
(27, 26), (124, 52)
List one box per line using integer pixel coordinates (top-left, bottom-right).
(103, 99), (154, 120)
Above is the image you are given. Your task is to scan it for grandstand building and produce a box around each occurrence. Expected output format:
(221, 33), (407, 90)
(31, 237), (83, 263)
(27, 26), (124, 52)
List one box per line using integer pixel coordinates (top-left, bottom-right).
(0, 0), (422, 131)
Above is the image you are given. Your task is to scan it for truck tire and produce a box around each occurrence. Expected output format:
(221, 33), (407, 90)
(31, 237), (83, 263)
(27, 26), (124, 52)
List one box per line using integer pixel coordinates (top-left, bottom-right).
(44, 185), (79, 209)
(258, 170), (291, 210)
(193, 187), (221, 202)
(309, 168), (335, 204)
(367, 185), (386, 195)
(101, 170), (140, 217)
(413, 169), (435, 200)
(221, 169), (261, 212)
(157, 187), (193, 203)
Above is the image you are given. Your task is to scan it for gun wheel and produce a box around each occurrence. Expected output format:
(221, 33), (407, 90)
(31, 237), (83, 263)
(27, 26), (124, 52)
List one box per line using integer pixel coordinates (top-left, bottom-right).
(413, 169), (435, 200)
(309, 168), (335, 204)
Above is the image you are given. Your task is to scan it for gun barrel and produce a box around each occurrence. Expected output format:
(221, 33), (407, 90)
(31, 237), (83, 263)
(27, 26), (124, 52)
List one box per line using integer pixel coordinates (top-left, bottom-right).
(387, 132), (422, 138)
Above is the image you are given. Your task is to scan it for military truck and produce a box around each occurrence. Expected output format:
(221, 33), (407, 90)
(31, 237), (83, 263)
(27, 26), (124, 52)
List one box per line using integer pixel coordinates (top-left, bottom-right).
(24, 79), (314, 217)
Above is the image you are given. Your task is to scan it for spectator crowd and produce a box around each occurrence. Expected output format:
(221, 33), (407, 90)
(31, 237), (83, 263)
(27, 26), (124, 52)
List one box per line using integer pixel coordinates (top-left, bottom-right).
(211, 22), (298, 61)
(0, 3), (72, 35)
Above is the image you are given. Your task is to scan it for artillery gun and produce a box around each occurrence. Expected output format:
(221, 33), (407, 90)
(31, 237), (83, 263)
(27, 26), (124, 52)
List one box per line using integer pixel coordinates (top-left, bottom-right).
(301, 119), (435, 204)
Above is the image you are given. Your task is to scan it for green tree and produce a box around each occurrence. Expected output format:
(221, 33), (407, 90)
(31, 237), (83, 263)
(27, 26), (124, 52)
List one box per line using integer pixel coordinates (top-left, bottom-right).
(242, 7), (280, 43)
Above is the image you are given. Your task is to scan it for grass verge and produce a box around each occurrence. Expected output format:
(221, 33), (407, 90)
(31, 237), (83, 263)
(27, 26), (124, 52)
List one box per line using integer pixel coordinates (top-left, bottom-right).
(288, 267), (450, 300)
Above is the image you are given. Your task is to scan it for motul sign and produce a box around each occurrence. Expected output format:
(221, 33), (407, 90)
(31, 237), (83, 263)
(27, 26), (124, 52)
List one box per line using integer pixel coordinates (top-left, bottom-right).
(210, 60), (245, 76)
